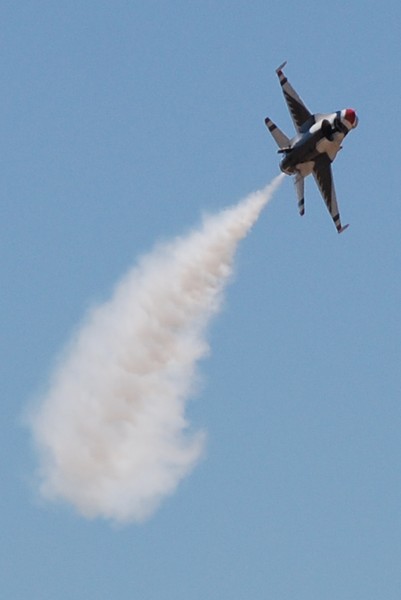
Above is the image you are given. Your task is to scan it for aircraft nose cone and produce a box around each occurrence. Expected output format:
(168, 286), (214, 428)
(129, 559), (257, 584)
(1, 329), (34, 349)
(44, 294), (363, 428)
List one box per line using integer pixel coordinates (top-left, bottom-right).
(345, 108), (358, 127)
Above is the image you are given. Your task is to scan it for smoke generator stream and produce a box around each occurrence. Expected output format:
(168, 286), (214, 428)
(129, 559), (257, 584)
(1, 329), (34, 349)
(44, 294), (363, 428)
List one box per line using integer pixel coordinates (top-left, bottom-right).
(30, 175), (283, 523)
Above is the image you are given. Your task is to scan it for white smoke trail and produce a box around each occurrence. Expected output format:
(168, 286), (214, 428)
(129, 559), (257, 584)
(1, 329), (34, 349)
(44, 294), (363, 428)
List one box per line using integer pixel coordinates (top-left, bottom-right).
(30, 175), (284, 523)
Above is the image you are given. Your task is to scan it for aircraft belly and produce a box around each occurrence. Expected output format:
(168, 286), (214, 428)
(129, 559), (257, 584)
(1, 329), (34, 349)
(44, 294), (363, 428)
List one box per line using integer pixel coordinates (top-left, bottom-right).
(296, 161), (314, 177)
(279, 112), (346, 177)
(315, 137), (342, 161)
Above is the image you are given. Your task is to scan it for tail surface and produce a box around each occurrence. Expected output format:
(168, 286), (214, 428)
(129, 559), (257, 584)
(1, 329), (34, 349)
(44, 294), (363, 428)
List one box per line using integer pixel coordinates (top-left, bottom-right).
(264, 117), (290, 151)
(294, 173), (305, 216)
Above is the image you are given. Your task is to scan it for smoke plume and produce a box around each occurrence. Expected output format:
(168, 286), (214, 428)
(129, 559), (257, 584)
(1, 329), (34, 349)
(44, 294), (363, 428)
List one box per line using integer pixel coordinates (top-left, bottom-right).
(30, 175), (283, 523)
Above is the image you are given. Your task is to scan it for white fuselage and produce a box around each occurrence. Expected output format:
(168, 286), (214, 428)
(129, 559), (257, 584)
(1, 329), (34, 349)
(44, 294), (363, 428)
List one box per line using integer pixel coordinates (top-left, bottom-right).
(279, 109), (357, 176)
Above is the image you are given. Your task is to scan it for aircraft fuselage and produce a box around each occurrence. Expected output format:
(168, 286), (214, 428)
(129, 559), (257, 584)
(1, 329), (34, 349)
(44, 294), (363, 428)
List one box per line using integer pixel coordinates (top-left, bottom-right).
(279, 111), (349, 177)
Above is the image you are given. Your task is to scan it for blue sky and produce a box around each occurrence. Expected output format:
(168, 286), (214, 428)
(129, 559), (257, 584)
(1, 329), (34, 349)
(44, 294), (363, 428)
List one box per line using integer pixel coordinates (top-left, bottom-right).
(2, 1), (401, 598)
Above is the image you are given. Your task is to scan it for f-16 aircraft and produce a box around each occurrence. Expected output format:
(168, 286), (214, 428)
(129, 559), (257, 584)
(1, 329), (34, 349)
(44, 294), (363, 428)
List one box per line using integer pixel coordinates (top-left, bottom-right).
(265, 62), (358, 233)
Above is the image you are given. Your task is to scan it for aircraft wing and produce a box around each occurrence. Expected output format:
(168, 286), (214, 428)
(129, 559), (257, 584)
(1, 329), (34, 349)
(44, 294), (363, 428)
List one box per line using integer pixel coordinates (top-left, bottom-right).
(312, 154), (348, 233)
(276, 62), (313, 132)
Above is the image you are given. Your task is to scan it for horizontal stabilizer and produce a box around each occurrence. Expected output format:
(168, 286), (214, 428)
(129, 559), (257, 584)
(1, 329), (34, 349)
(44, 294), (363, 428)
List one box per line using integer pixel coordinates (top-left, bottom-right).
(264, 117), (290, 150)
(294, 174), (305, 216)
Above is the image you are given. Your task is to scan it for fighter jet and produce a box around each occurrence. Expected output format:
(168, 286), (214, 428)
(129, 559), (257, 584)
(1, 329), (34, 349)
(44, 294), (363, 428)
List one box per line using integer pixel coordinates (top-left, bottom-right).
(265, 62), (358, 233)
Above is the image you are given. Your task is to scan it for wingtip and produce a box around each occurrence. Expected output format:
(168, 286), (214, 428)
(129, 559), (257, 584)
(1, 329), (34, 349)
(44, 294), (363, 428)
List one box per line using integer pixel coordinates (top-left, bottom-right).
(298, 198), (305, 216)
(337, 224), (350, 234)
(276, 60), (287, 74)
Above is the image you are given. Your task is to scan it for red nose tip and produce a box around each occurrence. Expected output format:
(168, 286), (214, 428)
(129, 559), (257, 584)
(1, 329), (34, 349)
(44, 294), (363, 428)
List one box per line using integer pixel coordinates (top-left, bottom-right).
(345, 108), (357, 125)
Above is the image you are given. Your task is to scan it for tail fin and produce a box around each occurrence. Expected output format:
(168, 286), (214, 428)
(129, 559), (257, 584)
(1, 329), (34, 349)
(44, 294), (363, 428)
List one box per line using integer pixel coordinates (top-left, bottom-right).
(294, 173), (305, 216)
(264, 117), (290, 151)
